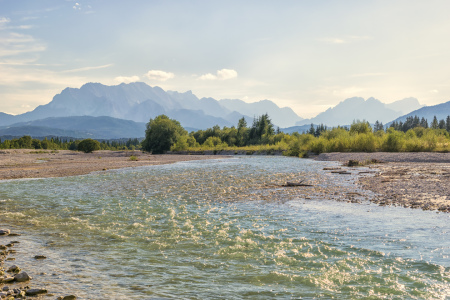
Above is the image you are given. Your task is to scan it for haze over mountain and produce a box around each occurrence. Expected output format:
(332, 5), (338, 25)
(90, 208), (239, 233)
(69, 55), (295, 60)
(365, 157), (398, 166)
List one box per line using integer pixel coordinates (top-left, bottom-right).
(0, 82), (303, 129)
(296, 97), (422, 127)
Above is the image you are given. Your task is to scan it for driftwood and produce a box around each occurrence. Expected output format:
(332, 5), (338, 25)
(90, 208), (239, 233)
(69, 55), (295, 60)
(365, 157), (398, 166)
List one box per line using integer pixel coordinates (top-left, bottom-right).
(282, 180), (314, 187)
(331, 170), (352, 175)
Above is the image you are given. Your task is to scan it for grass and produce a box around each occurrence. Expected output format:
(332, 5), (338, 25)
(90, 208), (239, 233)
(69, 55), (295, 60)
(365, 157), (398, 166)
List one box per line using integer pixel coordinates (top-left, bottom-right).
(129, 155), (138, 161)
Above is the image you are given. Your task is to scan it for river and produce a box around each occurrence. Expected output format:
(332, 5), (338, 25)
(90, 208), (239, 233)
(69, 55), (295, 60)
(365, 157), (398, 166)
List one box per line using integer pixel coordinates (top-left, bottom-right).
(0, 156), (449, 299)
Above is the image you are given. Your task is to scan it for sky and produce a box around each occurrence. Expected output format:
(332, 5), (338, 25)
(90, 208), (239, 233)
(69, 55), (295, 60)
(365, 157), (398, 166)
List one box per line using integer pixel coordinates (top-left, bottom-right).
(1, 0), (450, 118)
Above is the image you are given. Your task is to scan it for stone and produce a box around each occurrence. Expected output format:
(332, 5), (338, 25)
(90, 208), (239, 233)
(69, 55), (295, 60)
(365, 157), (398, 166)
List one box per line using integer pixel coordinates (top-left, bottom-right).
(58, 295), (77, 300)
(34, 255), (47, 259)
(14, 271), (31, 282)
(2, 286), (9, 291)
(2, 276), (15, 283)
(7, 265), (20, 273)
(7, 233), (20, 237)
(0, 229), (10, 236)
(0, 245), (7, 250)
(25, 288), (48, 296)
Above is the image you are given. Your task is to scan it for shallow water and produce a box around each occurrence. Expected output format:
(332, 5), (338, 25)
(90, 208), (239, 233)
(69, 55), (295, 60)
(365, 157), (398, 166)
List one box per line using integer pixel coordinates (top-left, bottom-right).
(0, 156), (449, 299)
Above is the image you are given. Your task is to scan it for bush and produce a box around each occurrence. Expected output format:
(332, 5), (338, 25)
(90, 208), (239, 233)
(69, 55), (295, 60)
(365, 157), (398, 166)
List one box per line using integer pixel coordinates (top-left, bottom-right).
(352, 133), (376, 152)
(78, 139), (101, 153)
(382, 129), (404, 152)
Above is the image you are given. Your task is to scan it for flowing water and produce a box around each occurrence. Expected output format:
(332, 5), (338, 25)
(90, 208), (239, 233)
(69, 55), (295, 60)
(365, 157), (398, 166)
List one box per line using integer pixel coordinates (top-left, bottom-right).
(0, 156), (449, 299)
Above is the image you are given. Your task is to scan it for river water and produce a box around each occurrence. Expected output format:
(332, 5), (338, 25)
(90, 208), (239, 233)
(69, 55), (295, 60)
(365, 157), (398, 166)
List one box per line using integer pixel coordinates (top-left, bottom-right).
(0, 156), (449, 299)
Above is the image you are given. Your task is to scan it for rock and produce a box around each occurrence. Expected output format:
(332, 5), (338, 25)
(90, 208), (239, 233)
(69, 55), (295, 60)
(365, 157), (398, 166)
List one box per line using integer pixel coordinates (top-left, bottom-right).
(0, 292), (7, 297)
(2, 276), (14, 283)
(2, 286), (9, 291)
(34, 255), (47, 259)
(7, 265), (20, 273)
(7, 233), (21, 236)
(14, 271), (31, 282)
(57, 295), (77, 300)
(0, 245), (7, 250)
(0, 229), (10, 236)
(25, 288), (48, 296)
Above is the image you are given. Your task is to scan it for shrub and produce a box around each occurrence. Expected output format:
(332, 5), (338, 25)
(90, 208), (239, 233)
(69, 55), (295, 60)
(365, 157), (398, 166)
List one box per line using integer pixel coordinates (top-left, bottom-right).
(382, 129), (404, 152)
(77, 139), (101, 153)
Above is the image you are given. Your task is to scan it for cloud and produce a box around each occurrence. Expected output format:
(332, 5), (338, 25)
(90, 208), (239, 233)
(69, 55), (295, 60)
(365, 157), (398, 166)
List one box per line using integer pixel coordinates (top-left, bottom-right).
(0, 32), (46, 57)
(61, 64), (113, 73)
(0, 17), (10, 25)
(429, 89), (439, 94)
(115, 75), (140, 84)
(144, 70), (174, 81)
(199, 69), (238, 80)
(73, 3), (81, 10)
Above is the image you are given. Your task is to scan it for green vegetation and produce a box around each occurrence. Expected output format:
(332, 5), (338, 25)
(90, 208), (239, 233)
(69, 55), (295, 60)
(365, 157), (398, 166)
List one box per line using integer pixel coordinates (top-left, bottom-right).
(2, 114), (450, 157)
(0, 136), (141, 151)
(141, 115), (187, 154)
(77, 139), (101, 153)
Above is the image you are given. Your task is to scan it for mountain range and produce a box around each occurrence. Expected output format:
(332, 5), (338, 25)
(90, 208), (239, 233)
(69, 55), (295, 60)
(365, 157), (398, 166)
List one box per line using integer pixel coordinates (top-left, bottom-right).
(296, 97), (422, 127)
(0, 82), (449, 139)
(0, 82), (302, 129)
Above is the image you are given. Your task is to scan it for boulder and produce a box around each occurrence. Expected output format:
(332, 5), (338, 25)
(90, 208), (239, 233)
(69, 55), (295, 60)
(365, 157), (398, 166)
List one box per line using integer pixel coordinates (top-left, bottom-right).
(14, 271), (31, 282)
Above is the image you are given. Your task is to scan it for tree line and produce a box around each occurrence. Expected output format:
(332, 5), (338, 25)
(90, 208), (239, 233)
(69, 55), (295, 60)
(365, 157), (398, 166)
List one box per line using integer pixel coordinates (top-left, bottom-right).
(0, 136), (142, 152)
(3, 114), (450, 155)
(141, 114), (450, 155)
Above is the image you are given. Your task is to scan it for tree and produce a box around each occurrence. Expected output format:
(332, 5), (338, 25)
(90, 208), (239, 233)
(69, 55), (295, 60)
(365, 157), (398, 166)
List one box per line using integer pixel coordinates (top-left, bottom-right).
(78, 138), (101, 153)
(373, 120), (384, 132)
(236, 117), (249, 146)
(141, 115), (187, 154)
(431, 116), (439, 129)
(350, 120), (372, 134)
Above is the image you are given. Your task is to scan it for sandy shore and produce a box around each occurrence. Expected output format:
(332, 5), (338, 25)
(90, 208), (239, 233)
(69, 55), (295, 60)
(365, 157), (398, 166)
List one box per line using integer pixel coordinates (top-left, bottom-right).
(316, 152), (450, 212)
(0, 149), (230, 180)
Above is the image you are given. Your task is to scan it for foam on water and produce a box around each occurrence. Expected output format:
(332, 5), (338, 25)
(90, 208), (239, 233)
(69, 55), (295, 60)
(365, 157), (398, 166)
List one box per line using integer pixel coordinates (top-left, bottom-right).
(0, 156), (449, 299)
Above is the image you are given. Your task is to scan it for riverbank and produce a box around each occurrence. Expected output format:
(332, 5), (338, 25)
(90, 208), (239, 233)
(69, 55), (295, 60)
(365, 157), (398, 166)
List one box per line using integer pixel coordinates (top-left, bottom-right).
(316, 152), (450, 212)
(0, 149), (230, 180)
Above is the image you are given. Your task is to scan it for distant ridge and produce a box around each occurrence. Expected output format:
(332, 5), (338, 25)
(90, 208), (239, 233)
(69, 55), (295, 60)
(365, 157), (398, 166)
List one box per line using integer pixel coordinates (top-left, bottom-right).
(388, 100), (450, 125)
(0, 82), (304, 129)
(296, 97), (422, 127)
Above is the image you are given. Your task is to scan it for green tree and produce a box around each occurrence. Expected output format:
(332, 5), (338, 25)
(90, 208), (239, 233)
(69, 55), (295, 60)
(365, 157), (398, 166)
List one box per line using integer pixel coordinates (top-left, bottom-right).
(141, 115), (187, 154)
(236, 117), (249, 146)
(78, 138), (101, 153)
(350, 120), (372, 135)
(431, 116), (439, 129)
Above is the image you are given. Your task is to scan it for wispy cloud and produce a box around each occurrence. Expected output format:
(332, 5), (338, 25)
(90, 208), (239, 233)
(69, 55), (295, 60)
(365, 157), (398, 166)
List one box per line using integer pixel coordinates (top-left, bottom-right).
(115, 75), (140, 83)
(61, 64), (113, 73)
(145, 70), (175, 81)
(0, 17), (10, 25)
(199, 69), (238, 80)
(0, 32), (46, 57)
